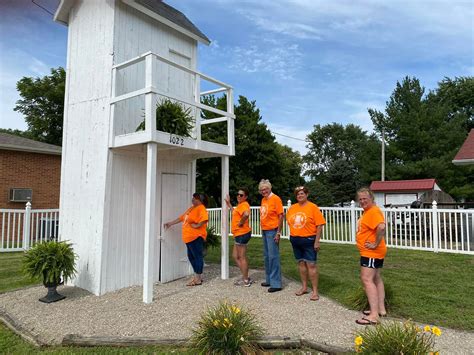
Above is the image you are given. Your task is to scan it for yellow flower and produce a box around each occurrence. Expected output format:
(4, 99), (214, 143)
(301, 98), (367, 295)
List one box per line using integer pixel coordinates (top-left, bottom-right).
(233, 307), (241, 314)
(354, 336), (363, 346)
(213, 320), (219, 327)
(431, 326), (442, 337)
(424, 325), (431, 332)
(429, 352), (439, 355)
(224, 318), (230, 323)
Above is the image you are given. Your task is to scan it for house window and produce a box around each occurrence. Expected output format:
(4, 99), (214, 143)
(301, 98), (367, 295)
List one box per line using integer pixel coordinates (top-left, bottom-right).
(9, 188), (33, 202)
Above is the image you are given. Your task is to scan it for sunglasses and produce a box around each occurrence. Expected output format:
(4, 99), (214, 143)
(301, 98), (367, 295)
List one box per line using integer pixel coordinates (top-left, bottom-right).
(237, 193), (245, 197)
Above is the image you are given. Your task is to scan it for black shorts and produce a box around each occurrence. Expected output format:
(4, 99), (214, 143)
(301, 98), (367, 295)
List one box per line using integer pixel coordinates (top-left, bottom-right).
(360, 256), (384, 269)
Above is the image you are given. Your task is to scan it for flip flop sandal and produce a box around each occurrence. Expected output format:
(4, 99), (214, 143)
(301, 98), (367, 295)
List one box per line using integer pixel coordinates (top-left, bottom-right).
(309, 294), (319, 301)
(363, 310), (387, 317)
(356, 317), (379, 326)
(295, 289), (310, 296)
(186, 280), (202, 286)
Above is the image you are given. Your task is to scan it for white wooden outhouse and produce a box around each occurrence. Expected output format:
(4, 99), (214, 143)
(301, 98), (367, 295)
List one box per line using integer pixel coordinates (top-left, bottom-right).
(54, 0), (233, 303)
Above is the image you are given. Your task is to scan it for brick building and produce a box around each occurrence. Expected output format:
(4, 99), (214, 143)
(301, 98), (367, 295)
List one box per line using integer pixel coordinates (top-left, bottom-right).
(0, 133), (61, 209)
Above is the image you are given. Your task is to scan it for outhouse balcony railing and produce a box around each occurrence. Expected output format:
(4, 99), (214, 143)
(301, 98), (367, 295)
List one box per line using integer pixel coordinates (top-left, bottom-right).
(109, 51), (235, 157)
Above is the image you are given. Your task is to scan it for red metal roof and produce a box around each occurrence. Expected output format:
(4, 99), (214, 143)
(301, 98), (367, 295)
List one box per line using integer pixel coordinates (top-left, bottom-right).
(453, 129), (474, 165)
(370, 179), (436, 192)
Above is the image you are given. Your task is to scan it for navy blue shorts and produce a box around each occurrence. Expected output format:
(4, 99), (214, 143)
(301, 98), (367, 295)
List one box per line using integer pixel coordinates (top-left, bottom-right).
(290, 236), (317, 263)
(234, 232), (251, 245)
(360, 256), (384, 269)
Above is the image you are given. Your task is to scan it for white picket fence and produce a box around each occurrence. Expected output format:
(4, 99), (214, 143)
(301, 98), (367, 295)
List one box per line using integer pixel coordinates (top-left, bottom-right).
(0, 202), (59, 252)
(2, 201), (473, 255)
(208, 201), (474, 255)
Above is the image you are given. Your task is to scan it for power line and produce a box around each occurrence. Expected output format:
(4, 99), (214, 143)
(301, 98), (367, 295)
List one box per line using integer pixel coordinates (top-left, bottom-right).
(271, 131), (307, 142)
(32, 0), (54, 16)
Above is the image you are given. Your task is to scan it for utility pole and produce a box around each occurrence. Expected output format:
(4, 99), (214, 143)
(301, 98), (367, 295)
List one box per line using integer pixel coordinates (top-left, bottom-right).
(381, 128), (385, 181)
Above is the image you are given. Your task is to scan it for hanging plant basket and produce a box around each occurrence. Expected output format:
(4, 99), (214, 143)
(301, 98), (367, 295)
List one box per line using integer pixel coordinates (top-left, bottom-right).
(136, 98), (194, 137)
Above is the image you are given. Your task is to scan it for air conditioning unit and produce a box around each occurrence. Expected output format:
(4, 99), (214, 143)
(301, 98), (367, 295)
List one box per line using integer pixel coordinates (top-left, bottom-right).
(9, 188), (33, 202)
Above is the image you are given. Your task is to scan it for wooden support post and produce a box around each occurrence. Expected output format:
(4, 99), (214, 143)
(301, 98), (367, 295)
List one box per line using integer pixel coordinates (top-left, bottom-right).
(143, 142), (158, 303)
(221, 156), (229, 279)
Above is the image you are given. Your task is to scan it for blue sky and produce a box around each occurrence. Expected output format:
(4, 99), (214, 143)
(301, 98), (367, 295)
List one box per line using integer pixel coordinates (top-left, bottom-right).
(1, 0), (473, 153)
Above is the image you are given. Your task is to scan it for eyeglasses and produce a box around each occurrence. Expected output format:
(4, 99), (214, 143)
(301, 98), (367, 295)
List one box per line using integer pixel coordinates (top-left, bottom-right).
(237, 193), (245, 197)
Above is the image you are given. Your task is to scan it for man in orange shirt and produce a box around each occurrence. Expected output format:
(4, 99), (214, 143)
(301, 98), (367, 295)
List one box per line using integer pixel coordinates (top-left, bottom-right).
(164, 193), (209, 286)
(355, 187), (387, 325)
(259, 179), (284, 292)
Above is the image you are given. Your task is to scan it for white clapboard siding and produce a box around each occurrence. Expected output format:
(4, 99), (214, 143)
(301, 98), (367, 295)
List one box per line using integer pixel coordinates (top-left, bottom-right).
(59, 0), (116, 295)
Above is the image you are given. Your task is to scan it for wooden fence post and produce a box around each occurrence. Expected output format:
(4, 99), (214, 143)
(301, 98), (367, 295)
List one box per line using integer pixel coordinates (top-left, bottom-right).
(350, 200), (356, 243)
(23, 202), (31, 250)
(432, 201), (439, 253)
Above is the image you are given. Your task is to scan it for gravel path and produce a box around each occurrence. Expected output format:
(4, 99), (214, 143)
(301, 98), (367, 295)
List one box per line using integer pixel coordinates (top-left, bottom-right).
(1, 264), (473, 353)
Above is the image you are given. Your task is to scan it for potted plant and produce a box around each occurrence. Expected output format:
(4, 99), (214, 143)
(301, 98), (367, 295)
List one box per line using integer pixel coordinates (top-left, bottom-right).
(203, 226), (220, 256)
(23, 240), (77, 303)
(136, 98), (194, 137)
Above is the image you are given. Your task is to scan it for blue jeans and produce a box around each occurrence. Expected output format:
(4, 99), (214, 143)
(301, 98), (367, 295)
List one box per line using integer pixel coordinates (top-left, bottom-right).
(262, 229), (282, 288)
(186, 237), (204, 274)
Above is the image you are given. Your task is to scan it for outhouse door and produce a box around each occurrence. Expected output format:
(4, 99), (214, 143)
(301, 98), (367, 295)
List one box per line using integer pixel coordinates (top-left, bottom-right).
(160, 173), (193, 282)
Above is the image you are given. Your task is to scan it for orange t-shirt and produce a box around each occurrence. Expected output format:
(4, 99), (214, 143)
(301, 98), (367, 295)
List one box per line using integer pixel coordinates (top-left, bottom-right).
(356, 205), (387, 259)
(287, 202), (326, 237)
(260, 193), (284, 230)
(232, 201), (251, 237)
(179, 204), (208, 244)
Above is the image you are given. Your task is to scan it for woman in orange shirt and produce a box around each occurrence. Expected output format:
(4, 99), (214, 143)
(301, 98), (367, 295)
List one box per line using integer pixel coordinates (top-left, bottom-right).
(259, 179), (284, 293)
(164, 193), (209, 286)
(287, 186), (326, 301)
(355, 187), (387, 325)
(224, 187), (252, 287)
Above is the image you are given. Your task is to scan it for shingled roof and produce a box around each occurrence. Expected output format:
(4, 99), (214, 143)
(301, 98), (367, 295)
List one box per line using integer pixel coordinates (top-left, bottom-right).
(0, 133), (61, 155)
(134, 0), (210, 44)
(370, 179), (437, 192)
(453, 129), (474, 165)
(55, 0), (210, 45)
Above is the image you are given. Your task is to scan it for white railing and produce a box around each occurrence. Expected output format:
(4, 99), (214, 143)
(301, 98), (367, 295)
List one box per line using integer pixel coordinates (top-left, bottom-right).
(4, 201), (472, 255)
(0, 202), (59, 252)
(208, 201), (474, 255)
(110, 51), (235, 154)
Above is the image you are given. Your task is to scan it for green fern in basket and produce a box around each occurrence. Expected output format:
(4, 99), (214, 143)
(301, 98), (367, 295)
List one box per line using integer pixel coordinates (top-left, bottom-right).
(136, 99), (194, 137)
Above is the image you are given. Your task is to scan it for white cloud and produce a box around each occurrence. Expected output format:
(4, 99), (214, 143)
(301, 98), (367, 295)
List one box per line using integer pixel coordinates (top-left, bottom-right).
(28, 57), (49, 76)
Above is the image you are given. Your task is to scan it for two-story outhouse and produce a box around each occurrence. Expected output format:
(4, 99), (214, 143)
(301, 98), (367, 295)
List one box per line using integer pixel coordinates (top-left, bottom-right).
(54, 0), (233, 303)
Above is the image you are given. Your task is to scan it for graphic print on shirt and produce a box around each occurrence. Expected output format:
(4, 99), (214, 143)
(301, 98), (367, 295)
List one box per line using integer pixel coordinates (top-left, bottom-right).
(260, 205), (268, 219)
(289, 212), (307, 229)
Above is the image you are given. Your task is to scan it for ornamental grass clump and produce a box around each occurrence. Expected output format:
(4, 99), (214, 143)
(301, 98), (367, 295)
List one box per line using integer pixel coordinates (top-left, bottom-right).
(346, 284), (393, 311)
(354, 320), (442, 354)
(190, 300), (263, 354)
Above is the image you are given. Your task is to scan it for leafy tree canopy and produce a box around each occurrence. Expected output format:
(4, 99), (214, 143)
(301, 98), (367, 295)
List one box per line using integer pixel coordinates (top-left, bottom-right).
(197, 95), (303, 206)
(14, 67), (65, 146)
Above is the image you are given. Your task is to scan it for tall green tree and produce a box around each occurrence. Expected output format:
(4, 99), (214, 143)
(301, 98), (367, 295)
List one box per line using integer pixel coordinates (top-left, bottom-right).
(368, 76), (474, 200)
(197, 95), (303, 205)
(303, 123), (380, 204)
(14, 67), (65, 145)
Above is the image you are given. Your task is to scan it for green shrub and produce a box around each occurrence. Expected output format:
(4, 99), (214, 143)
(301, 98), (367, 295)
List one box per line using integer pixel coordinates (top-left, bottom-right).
(22, 240), (77, 285)
(190, 300), (263, 354)
(346, 283), (393, 311)
(205, 226), (220, 250)
(354, 320), (441, 354)
(136, 99), (194, 137)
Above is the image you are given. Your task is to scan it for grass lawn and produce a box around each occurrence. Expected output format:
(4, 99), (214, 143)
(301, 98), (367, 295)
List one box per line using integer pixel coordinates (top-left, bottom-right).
(206, 238), (474, 331)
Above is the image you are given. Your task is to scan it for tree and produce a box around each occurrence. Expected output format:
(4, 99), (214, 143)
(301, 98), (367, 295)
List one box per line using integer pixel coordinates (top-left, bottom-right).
(368, 76), (474, 200)
(14, 67), (65, 145)
(197, 95), (303, 205)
